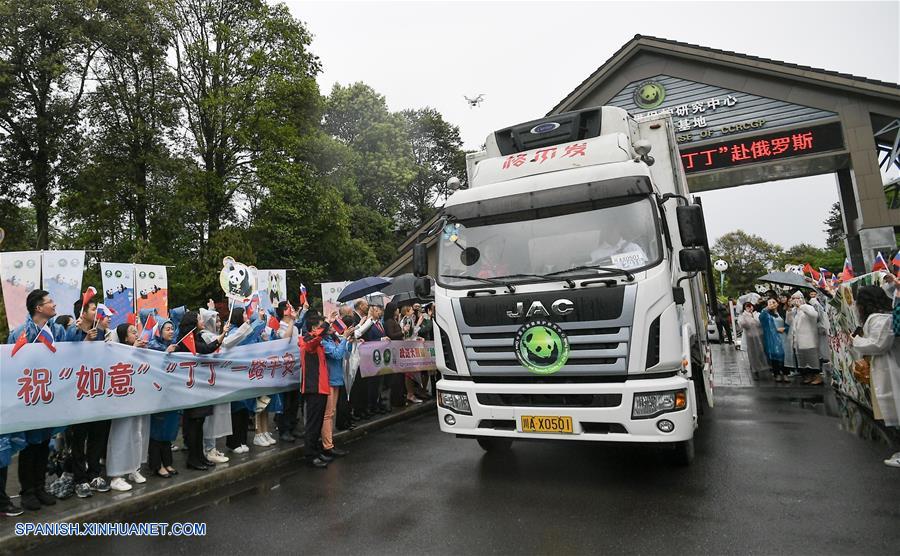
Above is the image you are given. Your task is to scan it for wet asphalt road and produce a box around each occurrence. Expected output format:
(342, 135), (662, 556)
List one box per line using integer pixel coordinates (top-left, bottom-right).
(33, 349), (900, 555)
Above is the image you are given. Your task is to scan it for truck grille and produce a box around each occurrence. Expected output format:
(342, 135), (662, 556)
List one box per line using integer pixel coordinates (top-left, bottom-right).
(452, 286), (637, 378)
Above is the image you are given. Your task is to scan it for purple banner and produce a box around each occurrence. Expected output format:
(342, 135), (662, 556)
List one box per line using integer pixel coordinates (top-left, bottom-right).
(358, 341), (436, 378)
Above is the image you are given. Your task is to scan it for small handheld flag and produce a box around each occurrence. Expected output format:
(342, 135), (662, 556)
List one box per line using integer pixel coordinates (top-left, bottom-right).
(267, 315), (280, 331)
(892, 251), (900, 269)
(872, 252), (889, 272)
(840, 258), (854, 282)
(819, 268), (830, 279)
(299, 284), (308, 306)
(332, 318), (347, 334)
(96, 303), (117, 321)
(802, 263), (820, 281)
(80, 286), (97, 316)
(127, 313), (137, 326)
(36, 324), (56, 353)
(181, 331), (197, 355)
(140, 312), (158, 342)
(817, 273), (827, 288)
(11, 332), (27, 357)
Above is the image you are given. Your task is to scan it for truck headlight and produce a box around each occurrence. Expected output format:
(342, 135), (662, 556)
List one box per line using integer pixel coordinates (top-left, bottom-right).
(438, 390), (472, 415)
(632, 389), (687, 419)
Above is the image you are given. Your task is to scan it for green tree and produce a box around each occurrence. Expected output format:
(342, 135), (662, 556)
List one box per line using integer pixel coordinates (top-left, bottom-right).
(0, 0), (100, 248)
(711, 230), (783, 298)
(400, 107), (465, 230)
(774, 243), (845, 274)
(824, 202), (845, 250)
(168, 0), (321, 244)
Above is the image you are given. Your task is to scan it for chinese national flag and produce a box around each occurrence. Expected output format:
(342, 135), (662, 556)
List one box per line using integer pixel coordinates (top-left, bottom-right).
(11, 332), (27, 357)
(802, 263), (820, 281)
(127, 313), (137, 326)
(81, 286), (97, 315)
(267, 315), (280, 331)
(182, 332), (197, 355)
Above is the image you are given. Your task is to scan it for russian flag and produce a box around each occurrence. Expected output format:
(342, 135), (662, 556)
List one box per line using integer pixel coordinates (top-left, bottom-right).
(140, 312), (157, 342)
(872, 252), (889, 272)
(819, 268), (830, 279)
(96, 303), (117, 321)
(840, 258), (854, 282)
(299, 284), (308, 306)
(893, 251), (900, 269)
(817, 273), (827, 288)
(36, 324), (56, 353)
(332, 318), (346, 334)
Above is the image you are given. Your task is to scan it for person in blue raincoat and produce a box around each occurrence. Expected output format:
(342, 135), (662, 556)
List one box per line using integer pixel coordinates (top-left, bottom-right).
(4, 289), (69, 513)
(759, 298), (788, 382)
(147, 319), (180, 478)
(223, 307), (267, 454)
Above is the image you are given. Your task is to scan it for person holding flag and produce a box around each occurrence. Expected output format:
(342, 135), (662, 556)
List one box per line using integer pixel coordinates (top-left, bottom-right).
(198, 309), (232, 464)
(146, 319), (181, 479)
(66, 295), (113, 499)
(4, 290), (69, 513)
(223, 307), (267, 454)
(173, 311), (228, 471)
(872, 252), (890, 273)
(274, 301), (302, 443)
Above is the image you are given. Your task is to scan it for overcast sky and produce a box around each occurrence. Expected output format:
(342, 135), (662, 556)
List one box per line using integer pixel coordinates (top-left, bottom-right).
(288, 0), (899, 249)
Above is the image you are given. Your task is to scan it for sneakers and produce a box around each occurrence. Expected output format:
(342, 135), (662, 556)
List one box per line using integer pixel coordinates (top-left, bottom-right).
(230, 444), (249, 454)
(75, 483), (93, 498)
(307, 456), (329, 468)
(128, 470), (147, 484)
(884, 452), (900, 468)
(89, 476), (110, 493)
(265, 432), (277, 444)
(324, 447), (349, 458)
(109, 477), (132, 492)
(279, 432), (296, 443)
(35, 489), (56, 506)
(0, 500), (23, 517)
(205, 449), (229, 463)
(20, 493), (41, 511)
(253, 433), (272, 447)
(407, 396), (424, 404)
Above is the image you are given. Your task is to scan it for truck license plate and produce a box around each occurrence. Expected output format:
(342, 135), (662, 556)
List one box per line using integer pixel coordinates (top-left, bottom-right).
(521, 416), (573, 434)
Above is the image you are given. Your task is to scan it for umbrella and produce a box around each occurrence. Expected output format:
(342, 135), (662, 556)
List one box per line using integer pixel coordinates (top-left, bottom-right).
(336, 276), (392, 302)
(381, 273), (433, 304)
(755, 271), (816, 290)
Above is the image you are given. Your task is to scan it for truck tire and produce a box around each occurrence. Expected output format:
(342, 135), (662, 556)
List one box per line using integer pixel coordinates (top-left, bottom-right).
(666, 438), (695, 466)
(477, 437), (513, 452)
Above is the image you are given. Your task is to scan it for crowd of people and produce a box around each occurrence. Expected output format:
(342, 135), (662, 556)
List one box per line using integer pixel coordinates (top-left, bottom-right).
(727, 276), (900, 467)
(0, 289), (436, 516)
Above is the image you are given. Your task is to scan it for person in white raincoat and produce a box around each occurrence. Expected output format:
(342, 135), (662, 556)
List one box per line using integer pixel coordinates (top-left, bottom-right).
(786, 291), (822, 385)
(199, 308), (233, 464)
(851, 285), (900, 467)
(736, 302), (769, 379)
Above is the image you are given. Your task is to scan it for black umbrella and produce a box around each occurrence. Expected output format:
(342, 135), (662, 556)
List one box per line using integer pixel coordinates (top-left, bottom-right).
(336, 276), (392, 302)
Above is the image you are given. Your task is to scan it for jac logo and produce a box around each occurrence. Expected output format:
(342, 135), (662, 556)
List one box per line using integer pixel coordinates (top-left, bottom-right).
(506, 299), (575, 319)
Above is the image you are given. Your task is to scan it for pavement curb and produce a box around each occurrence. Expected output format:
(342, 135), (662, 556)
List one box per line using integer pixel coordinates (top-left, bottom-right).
(0, 401), (436, 555)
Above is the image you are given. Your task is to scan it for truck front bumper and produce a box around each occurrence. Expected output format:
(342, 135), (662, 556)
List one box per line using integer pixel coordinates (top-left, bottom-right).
(436, 375), (696, 443)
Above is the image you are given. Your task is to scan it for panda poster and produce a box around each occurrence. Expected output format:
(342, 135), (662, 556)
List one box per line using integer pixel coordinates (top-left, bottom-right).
(257, 269), (287, 315)
(41, 250), (85, 324)
(0, 251), (42, 330)
(321, 281), (352, 317)
(135, 264), (168, 318)
(219, 257), (258, 302)
(101, 262), (136, 328)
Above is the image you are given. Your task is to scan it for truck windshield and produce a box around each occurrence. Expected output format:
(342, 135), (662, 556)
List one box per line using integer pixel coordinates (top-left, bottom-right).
(438, 196), (662, 288)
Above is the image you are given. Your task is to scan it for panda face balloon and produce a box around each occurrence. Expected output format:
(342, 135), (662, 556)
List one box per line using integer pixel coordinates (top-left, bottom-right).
(219, 257), (258, 300)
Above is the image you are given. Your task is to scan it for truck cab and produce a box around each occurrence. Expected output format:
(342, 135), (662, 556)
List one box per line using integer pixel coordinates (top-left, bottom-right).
(414, 106), (715, 464)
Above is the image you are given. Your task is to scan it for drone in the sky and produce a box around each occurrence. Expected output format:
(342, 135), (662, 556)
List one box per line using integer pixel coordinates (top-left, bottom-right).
(464, 94), (485, 108)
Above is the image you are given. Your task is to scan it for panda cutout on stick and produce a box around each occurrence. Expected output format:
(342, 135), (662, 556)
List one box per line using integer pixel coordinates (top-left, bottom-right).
(219, 257), (258, 300)
(268, 272), (281, 305)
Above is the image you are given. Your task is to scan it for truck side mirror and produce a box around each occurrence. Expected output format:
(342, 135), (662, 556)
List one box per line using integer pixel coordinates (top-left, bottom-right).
(413, 243), (428, 277)
(679, 248), (708, 272)
(676, 205), (706, 247)
(414, 276), (432, 299)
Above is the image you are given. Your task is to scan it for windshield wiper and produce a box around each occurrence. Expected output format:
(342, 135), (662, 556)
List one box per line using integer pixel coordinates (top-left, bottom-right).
(491, 272), (576, 289)
(439, 274), (517, 293)
(542, 264), (635, 282)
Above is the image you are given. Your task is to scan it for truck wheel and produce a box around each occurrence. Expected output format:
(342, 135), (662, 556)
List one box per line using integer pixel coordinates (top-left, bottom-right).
(666, 438), (694, 466)
(691, 340), (707, 416)
(477, 437), (513, 452)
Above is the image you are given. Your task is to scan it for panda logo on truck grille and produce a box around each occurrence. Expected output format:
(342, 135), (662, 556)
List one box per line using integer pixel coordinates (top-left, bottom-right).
(513, 319), (570, 375)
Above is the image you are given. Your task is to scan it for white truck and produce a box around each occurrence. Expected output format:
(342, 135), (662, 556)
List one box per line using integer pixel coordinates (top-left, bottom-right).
(412, 106), (716, 464)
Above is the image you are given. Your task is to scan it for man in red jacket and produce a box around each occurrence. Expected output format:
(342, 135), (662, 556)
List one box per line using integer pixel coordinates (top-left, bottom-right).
(300, 312), (332, 468)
